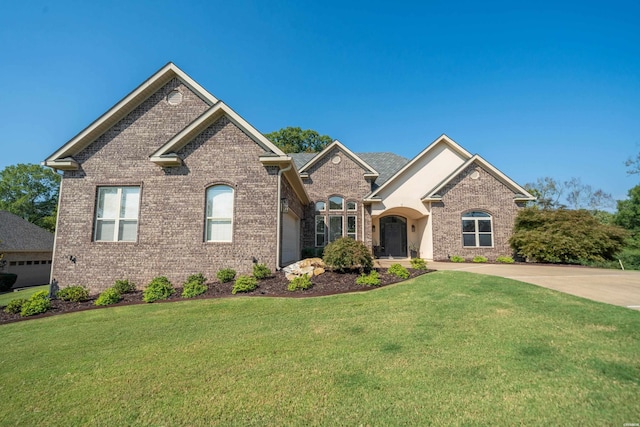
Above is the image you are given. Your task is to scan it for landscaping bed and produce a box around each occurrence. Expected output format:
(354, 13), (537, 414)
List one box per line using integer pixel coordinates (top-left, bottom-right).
(0, 267), (431, 324)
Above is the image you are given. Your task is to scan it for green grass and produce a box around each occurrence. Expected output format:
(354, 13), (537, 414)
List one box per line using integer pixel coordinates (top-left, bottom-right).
(0, 272), (639, 425)
(0, 285), (49, 307)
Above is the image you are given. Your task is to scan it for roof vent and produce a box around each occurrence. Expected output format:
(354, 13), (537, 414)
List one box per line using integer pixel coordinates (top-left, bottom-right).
(167, 90), (183, 106)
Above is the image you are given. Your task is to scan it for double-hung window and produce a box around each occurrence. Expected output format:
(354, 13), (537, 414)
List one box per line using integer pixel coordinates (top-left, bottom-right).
(95, 186), (140, 242)
(462, 211), (493, 247)
(206, 185), (234, 242)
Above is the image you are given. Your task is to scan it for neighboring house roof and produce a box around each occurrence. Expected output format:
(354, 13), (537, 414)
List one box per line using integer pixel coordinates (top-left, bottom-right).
(43, 62), (219, 171)
(0, 211), (54, 253)
(421, 154), (536, 202)
(297, 140), (379, 180)
(365, 134), (473, 200)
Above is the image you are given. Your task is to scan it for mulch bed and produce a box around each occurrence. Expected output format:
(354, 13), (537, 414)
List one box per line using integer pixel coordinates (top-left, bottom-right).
(0, 268), (433, 325)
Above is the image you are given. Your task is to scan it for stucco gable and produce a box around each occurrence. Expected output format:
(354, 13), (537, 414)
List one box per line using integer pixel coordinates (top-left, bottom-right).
(43, 63), (218, 171)
(422, 155), (535, 202)
(366, 134), (471, 200)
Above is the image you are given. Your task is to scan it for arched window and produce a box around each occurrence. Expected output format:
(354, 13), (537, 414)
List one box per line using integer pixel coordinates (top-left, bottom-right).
(206, 185), (234, 242)
(462, 211), (493, 247)
(315, 201), (326, 211)
(329, 196), (344, 210)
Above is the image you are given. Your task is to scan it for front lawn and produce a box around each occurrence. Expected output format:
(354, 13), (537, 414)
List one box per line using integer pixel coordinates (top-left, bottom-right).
(0, 272), (638, 425)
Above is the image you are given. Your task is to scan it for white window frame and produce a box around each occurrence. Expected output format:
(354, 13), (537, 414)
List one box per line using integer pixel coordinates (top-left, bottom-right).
(315, 215), (326, 247)
(347, 215), (357, 239)
(346, 201), (357, 211)
(206, 185), (234, 242)
(94, 186), (140, 242)
(462, 211), (493, 248)
(316, 201), (326, 212)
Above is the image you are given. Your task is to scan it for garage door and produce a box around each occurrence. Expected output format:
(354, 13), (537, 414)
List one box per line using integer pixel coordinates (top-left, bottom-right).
(281, 211), (300, 266)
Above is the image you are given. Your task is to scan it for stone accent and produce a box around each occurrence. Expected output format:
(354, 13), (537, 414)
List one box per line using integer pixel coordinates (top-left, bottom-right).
(431, 162), (525, 261)
(300, 147), (374, 250)
(52, 80), (284, 292)
(282, 258), (326, 281)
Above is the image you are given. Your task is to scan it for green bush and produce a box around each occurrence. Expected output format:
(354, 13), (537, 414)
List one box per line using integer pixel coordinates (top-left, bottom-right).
(113, 279), (136, 294)
(143, 276), (175, 303)
(182, 281), (208, 298)
(20, 290), (51, 317)
(510, 208), (628, 263)
(450, 255), (465, 263)
(356, 270), (381, 286)
(0, 273), (18, 292)
(410, 258), (427, 270)
(287, 274), (312, 291)
(186, 273), (207, 286)
(217, 268), (236, 283)
(496, 256), (515, 264)
(252, 263), (272, 280)
(232, 275), (258, 294)
(322, 237), (373, 272)
(472, 256), (488, 263)
(4, 298), (27, 314)
(56, 285), (90, 302)
(95, 287), (122, 306)
(388, 264), (410, 279)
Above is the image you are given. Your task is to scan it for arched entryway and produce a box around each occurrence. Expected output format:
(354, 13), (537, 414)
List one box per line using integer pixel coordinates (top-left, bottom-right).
(380, 216), (407, 258)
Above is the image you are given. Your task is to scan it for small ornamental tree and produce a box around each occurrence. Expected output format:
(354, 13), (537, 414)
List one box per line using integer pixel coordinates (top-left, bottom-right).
(510, 208), (628, 264)
(322, 237), (373, 272)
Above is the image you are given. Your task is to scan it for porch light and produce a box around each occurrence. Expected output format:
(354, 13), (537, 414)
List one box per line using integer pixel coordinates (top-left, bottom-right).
(280, 198), (289, 213)
(372, 225), (376, 232)
(411, 225), (415, 232)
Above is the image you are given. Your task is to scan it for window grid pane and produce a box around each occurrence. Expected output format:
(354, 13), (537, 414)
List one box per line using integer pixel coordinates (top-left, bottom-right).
(95, 186), (140, 242)
(206, 186), (234, 242)
(329, 196), (343, 210)
(329, 216), (343, 242)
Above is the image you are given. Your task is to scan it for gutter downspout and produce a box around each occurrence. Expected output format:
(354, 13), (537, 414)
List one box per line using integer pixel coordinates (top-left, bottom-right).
(48, 171), (63, 286)
(275, 163), (292, 270)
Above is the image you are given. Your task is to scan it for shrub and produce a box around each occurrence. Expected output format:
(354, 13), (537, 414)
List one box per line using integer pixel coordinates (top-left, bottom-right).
(4, 298), (27, 314)
(252, 263), (272, 280)
(450, 255), (465, 263)
(182, 281), (208, 298)
(496, 256), (515, 264)
(20, 290), (51, 317)
(95, 287), (122, 306)
(322, 237), (373, 272)
(113, 279), (136, 294)
(217, 268), (236, 283)
(232, 275), (258, 294)
(0, 273), (18, 292)
(356, 270), (381, 286)
(56, 285), (90, 302)
(287, 274), (312, 291)
(388, 263), (410, 279)
(510, 208), (628, 263)
(143, 276), (175, 303)
(410, 258), (427, 270)
(186, 273), (207, 286)
(472, 256), (488, 263)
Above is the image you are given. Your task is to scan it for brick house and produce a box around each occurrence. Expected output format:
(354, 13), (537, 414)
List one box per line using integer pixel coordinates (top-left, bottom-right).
(43, 63), (534, 291)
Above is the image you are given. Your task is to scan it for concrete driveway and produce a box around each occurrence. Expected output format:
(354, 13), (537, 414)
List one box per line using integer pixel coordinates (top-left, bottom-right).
(377, 259), (640, 310)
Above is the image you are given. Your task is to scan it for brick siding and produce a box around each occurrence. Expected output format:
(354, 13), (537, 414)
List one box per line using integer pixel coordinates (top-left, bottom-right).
(431, 162), (525, 261)
(52, 81), (282, 292)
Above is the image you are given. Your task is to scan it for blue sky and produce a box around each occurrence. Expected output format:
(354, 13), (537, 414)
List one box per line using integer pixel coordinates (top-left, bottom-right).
(1, 0), (639, 202)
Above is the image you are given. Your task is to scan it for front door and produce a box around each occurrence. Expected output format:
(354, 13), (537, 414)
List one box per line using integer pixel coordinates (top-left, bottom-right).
(380, 216), (407, 258)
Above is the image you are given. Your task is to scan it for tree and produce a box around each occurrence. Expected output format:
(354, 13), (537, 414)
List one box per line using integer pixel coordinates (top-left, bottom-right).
(626, 153), (640, 175)
(0, 164), (61, 232)
(265, 127), (332, 153)
(525, 176), (614, 212)
(615, 185), (640, 247)
(510, 208), (628, 263)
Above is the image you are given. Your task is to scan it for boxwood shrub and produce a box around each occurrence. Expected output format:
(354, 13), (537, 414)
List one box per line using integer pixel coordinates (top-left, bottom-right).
(20, 290), (51, 317)
(56, 285), (90, 302)
(95, 287), (122, 306)
(287, 274), (312, 291)
(232, 275), (257, 294)
(217, 268), (236, 283)
(113, 279), (136, 294)
(143, 276), (175, 303)
(252, 263), (272, 280)
(4, 298), (27, 314)
(356, 270), (381, 286)
(388, 263), (410, 279)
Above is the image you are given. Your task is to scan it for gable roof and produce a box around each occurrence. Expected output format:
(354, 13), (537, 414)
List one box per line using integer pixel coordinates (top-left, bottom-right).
(43, 62), (219, 170)
(0, 211), (54, 253)
(149, 100), (286, 167)
(365, 134), (471, 200)
(297, 140), (379, 180)
(421, 155), (536, 201)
